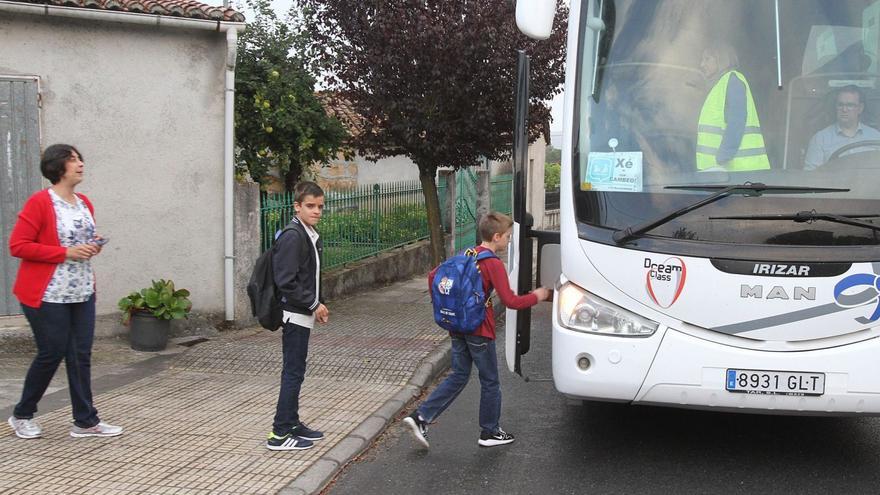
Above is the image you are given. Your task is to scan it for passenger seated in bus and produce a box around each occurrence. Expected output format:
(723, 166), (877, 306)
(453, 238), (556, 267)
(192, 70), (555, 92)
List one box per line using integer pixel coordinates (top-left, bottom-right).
(804, 85), (880, 170)
(696, 43), (771, 172)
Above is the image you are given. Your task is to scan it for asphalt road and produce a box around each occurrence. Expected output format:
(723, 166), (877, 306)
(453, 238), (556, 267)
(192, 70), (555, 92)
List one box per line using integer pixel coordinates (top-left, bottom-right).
(327, 303), (880, 495)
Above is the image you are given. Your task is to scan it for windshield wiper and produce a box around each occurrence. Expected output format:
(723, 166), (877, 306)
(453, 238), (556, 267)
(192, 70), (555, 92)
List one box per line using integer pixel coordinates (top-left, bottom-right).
(710, 210), (880, 232)
(611, 183), (850, 244)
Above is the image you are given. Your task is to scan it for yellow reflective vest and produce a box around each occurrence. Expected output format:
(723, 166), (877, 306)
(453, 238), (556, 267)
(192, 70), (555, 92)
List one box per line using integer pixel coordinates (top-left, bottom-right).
(696, 70), (770, 171)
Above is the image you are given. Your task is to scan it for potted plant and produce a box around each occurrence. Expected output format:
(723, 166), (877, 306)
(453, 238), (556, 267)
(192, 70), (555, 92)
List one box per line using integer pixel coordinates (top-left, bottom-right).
(118, 279), (192, 351)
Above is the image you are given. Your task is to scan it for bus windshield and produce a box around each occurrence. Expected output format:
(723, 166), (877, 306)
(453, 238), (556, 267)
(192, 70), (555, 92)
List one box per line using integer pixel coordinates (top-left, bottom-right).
(574, 0), (880, 250)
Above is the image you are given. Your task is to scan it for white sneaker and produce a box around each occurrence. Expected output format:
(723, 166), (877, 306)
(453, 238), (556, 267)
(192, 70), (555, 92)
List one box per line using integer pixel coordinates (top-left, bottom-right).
(70, 421), (123, 438)
(478, 428), (515, 447)
(402, 411), (429, 448)
(8, 416), (42, 439)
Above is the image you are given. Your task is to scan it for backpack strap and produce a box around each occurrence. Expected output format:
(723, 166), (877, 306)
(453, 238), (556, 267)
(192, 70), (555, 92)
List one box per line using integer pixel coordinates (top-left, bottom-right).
(470, 248), (498, 307)
(272, 225), (297, 250)
(462, 247), (498, 261)
(474, 250), (498, 261)
(274, 224), (311, 266)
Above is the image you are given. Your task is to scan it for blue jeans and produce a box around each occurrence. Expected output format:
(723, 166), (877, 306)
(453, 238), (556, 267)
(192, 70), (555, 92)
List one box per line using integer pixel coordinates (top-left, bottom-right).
(418, 335), (501, 435)
(15, 295), (100, 428)
(272, 322), (310, 435)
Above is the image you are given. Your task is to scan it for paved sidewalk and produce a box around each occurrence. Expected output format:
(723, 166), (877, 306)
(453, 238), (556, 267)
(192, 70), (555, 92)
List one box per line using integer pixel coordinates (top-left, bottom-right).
(0, 275), (448, 495)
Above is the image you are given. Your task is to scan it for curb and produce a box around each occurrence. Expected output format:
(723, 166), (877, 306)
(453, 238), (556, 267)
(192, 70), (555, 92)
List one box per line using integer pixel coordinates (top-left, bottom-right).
(281, 339), (453, 495)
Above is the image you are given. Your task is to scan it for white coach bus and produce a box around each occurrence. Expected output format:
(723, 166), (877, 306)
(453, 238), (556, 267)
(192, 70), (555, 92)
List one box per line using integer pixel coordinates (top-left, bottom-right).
(508, 0), (880, 414)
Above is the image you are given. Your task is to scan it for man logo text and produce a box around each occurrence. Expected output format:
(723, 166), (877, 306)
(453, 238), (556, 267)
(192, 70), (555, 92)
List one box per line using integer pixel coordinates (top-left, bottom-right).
(740, 285), (816, 300)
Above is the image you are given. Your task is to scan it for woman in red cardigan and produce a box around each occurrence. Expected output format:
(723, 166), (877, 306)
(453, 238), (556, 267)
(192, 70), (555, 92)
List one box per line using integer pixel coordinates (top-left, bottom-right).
(7, 144), (123, 440)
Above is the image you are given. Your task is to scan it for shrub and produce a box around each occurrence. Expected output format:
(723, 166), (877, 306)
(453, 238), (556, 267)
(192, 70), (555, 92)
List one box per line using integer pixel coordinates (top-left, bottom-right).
(118, 279), (192, 324)
(545, 162), (561, 190)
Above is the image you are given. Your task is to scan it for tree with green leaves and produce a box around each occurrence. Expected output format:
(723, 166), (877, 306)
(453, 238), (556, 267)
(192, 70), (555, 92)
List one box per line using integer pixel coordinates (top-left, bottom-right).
(235, 0), (347, 189)
(296, 0), (567, 263)
(545, 146), (562, 164)
(545, 162), (561, 190)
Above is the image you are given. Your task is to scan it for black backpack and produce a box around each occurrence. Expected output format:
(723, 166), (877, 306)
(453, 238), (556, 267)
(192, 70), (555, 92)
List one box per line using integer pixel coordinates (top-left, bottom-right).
(247, 226), (295, 331)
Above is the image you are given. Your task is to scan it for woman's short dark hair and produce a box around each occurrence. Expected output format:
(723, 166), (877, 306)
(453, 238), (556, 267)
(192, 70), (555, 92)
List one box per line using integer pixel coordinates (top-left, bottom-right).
(40, 144), (82, 185)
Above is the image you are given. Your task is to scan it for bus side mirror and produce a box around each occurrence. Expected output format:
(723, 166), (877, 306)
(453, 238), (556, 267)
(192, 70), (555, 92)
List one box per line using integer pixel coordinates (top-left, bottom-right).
(516, 0), (556, 40)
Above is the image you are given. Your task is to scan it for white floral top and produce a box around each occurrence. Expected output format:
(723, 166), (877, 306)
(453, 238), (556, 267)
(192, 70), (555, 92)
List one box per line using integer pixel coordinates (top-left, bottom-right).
(42, 189), (96, 303)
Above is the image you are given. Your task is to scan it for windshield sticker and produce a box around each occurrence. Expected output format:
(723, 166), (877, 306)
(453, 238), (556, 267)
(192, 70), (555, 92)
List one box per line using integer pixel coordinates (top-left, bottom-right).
(582, 152), (643, 192)
(645, 257), (686, 308)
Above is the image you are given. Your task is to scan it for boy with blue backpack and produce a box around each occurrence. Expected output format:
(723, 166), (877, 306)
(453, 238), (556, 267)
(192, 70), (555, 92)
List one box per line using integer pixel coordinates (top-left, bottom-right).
(404, 212), (550, 448)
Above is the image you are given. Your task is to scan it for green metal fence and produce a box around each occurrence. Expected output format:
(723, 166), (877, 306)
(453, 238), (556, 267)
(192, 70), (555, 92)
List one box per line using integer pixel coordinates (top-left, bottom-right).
(260, 180), (429, 270)
(437, 169), (479, 253)
(260, 173), (514, 269)
(491, 173), (513, 215)
(437, 171), (514, 253)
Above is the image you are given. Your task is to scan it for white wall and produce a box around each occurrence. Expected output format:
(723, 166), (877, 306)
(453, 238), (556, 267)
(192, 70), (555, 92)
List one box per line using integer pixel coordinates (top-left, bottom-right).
(354, 155), (420, 185)
(313, 153), (419, 190)
(0, 15), (228, 317)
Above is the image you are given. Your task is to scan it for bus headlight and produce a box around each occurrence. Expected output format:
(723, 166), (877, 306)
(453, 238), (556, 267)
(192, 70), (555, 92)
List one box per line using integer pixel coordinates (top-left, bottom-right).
(557, 282), (658, 337)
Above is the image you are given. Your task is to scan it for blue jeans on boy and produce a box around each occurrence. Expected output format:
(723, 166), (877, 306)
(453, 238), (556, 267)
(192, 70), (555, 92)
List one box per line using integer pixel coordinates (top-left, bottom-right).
(417, 334), (501, 435)
(15, 295), (100, 428)
(273, 322), (310, 436)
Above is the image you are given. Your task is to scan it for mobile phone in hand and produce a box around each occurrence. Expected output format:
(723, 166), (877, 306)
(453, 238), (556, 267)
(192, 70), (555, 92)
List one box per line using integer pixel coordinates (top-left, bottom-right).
(92, 237), (110, 246)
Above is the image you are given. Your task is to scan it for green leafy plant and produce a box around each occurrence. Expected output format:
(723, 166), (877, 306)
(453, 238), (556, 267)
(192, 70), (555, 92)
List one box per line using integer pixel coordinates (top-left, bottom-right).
(118, 279), (192, 325)
(545, 162), (561, 190)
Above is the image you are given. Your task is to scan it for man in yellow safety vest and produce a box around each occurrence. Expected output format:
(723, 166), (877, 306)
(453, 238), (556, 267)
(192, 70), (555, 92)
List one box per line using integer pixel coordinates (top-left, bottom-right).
(696, 44), (771, 171)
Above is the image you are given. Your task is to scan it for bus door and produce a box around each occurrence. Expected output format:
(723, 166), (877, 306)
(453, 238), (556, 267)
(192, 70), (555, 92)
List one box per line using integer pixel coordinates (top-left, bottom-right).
(505, 50), (562, 376)
(505, 221), (561, 376)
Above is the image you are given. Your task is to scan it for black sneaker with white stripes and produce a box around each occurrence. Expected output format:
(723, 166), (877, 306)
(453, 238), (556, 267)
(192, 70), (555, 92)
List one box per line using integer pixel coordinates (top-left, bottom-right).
(290, 422), (324, 441)
(266, 432), (314, 451)
(402, 410), (429, 448)
(478, 428), (515, 447)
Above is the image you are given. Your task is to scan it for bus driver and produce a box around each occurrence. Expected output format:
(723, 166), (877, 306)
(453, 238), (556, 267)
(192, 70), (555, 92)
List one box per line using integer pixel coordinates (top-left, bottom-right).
(804, 85), (880, 170)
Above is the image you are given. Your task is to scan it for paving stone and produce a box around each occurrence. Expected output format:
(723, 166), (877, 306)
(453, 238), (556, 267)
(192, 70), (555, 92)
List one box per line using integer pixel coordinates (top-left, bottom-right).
(321, 436), (365, 465)
(283, 459), (340, 495)
(0, 276), (448, 494)
(372, 398), (406, 422)
(349, 416), (389, 443)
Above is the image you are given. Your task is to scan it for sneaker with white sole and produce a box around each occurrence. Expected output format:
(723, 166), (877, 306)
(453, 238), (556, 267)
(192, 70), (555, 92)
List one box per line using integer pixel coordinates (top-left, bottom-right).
(8, 416), (42, 439)
(266, 432), (314, 451)
(290, 422), (324, 441)
(70, 422), (123, 438)
(402, 411), (429, 448)
(478, 428), (515, 447)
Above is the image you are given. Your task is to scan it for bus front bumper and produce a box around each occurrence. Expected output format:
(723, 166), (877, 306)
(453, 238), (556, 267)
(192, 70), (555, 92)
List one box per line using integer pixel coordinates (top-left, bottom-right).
(553, 324), (880, 415)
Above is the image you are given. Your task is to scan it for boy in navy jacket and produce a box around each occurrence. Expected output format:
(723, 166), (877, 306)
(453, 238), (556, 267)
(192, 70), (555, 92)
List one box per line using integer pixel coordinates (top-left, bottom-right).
(266, 181), (330, 451)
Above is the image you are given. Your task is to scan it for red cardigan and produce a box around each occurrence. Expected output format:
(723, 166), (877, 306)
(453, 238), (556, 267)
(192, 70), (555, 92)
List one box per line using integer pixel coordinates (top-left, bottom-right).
(9, 189), (95, 308)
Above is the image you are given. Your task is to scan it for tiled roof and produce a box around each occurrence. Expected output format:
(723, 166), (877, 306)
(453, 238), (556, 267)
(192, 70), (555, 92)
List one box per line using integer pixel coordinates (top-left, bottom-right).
(6, 0), (245, 22)
(317, 92), (364, 138)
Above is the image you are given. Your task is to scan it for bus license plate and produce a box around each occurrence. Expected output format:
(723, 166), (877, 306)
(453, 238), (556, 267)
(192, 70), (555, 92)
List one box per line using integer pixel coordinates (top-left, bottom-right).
(725, 369), (825, 396)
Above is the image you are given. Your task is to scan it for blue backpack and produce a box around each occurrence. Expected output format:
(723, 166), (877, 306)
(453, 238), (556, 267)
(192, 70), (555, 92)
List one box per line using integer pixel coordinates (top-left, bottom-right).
(431, 248), (498, 333)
